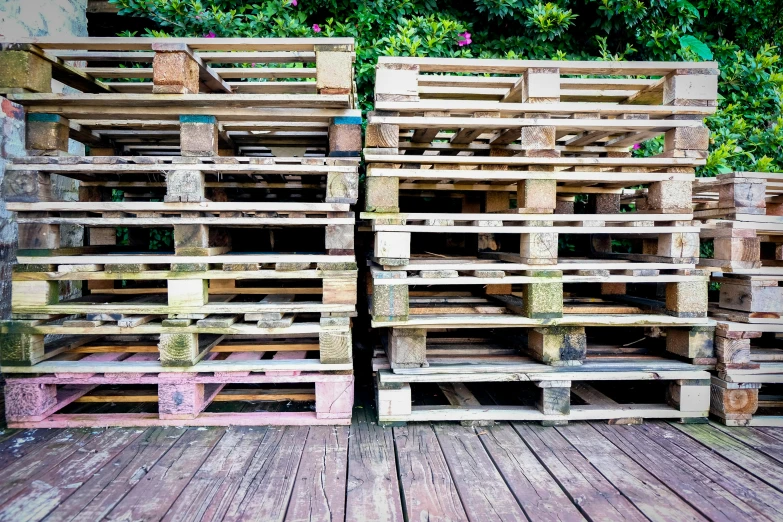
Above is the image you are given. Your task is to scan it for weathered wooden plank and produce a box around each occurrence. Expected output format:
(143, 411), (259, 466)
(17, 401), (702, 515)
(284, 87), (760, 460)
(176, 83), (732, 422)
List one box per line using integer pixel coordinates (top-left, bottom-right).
(710, 424), (783, 465)
(0, 428), (143, 521)
(221, 426), (308, 522)
(393, 424), (468, 521)
(162, 427), (266, 522)
(0, 429), (95, 508)
(478, 424), (585, 521)
(674, 423), (783, 491)
(513, 423), (647, 522)
(285, 426), (349, 522)
(592, 422), (766, 521)
(102, 428), (224, 521)
(345, 405), (405, 522)
(433, 424), (528, 521)
(42, 427), (186, 522)
(556, 423), (707, 521)
(0, 429), (60, 470)
(638, 423), (783, 520)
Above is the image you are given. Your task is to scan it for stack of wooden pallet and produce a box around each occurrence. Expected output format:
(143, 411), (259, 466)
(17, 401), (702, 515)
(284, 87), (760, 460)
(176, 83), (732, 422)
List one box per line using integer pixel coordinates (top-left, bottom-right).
(693, 172), (783, 426)
(0, 37), (360, 427)
(366, 57), (719, 424)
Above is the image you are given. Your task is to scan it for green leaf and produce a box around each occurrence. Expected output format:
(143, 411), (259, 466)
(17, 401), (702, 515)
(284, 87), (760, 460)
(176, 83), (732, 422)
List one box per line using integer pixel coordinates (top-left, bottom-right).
(679, 35), (713, 60)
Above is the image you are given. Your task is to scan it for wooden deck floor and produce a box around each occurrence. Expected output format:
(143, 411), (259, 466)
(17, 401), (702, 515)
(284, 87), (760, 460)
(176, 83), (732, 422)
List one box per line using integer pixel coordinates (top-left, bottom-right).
(2, 398), (783, 522)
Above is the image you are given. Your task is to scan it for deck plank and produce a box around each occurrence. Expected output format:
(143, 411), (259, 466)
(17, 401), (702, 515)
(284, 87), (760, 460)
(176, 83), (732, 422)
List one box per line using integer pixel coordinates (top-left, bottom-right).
(478, 424), (585, 522)
(221, 426), (308, 522)
(394, 423), (468, 521)
(345, 406), (405, 522)
(0, 428), (143, 522)
(592, 422), (767, 521)
(637, 423), (783, 520)
(513, 423), (647, 522)
(102, 428), (225, 521)
(557, 423), (708, 521)
(285, 426), (349, 522)
(43, 427), (187, 522)
(434, 424), (529, 521)
(0, 429), (62, 469)
(674, 423), (783, 492)
(710, 424), (783, 464)
(0, 429), (96, 508)
(162, 427), (268, 522)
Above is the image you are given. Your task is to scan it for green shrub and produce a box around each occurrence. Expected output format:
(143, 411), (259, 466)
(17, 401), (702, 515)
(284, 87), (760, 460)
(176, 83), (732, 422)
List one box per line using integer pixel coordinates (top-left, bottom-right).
(111, 0), (783, 174)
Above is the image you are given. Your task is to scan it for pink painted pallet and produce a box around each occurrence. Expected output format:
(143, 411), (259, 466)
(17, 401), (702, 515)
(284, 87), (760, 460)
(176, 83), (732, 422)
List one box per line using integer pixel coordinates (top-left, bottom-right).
(3, 371), (354, 428)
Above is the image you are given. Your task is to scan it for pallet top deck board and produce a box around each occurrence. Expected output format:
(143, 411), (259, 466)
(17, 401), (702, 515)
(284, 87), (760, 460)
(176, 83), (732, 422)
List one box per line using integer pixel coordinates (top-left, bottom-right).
(362, 211), (691, 222)
(81, 67), (318, 79)
(11, 300), (355, 315)
(7, 93), (352, 109)
(8, 202), (351, 212)
(369, 168), (693, 184)
(0, 358), (353, 374)
(372, 102), (714, 117)
(12, 269), (355, 282)
(15, 254), (356, 264)
(373, 314), (714, 328)
(368, 115), (708, 128)
(377, 56), (718, 75)
(363, 153), (705, 167)
(3, 37), (355, 52)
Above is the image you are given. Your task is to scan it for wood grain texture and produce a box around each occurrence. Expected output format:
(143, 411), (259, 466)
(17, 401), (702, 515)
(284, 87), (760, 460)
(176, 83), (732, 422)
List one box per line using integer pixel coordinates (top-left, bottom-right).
(221, 426), (308, 522)
(556, 423), (707, 521)
(478, 424), (584, 521)
(433, 424), (528, 521)
(285, 426), (349, 522)
(345, 405), (405, 522)
(162, 427), (266, 522)
(0, 428), (142, 522)
(102, 428), (224, 521)
(592, 422), (764, 521)
(674, 423), (783, 491)
(513, 423), (647, 522)
(393, 424), (468, 521)
(43, 427), (187, 522)
(638, 423), (783, 520)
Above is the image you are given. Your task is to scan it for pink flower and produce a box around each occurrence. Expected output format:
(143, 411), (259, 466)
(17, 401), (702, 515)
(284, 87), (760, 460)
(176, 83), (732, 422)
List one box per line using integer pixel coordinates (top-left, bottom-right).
(312, 24), (321, 33)
(290, 0), (297, 5)
(203, 31), (216, 38)
(458, 31), (472, 46)
(632, 143), (641, 150)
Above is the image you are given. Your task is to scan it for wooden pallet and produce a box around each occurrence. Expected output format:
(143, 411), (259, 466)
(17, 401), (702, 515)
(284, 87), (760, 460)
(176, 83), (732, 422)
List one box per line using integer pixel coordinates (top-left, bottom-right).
(3, 370), (354, 428)
(0, 316), (353, 366)
(370, 268), (710, 322)
(372, 350), (710, 425)
(0, 37), (360, 155)
(693, 172), (783, 272)
(374, 315), (715, 369)
(7, 156), (360, 203)
(363, 210), (700, 265)
(370, 57), (717, 149)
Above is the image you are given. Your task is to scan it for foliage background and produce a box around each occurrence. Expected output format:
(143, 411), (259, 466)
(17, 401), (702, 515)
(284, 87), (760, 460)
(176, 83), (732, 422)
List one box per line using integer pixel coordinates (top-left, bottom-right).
(112, 0), (783, 177)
